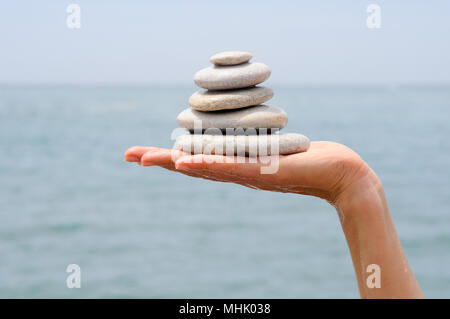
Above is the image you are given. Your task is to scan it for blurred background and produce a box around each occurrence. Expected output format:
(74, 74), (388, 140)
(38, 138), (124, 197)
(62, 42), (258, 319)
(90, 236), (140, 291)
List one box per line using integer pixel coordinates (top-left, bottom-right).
(1, 1), (449, 298)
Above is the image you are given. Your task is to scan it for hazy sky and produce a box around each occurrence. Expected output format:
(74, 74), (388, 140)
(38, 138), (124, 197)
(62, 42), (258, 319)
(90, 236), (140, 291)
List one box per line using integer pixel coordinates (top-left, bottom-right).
(1, 0), (449, 85)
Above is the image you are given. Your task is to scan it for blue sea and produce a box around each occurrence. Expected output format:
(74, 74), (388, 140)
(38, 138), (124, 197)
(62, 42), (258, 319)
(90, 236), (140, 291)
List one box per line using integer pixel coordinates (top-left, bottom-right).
(1, 85), (449, 298)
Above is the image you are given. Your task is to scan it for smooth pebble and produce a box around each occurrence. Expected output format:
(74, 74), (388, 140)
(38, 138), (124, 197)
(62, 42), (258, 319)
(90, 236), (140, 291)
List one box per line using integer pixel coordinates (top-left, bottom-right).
(210, 51), (252, 66)
(189, 86), (274, 111)
(177, 105), (287, 130)
(174, 133), (310, 156)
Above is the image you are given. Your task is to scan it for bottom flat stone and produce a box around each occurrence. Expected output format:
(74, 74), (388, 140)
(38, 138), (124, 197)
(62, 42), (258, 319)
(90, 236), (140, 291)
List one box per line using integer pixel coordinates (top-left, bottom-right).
(174, 133), (310, 156)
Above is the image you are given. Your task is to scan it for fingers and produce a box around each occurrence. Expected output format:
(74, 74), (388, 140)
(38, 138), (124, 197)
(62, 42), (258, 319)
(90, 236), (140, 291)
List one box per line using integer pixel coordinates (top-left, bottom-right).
(125, 146), (292, 192)
(125, 147), (286, 184)
(124, 146), (187, 166)
(174, 154), (267, 179)
(140, 149), (172, 166)
(124, 146), (156, 162)
(140, 148), (187, 167)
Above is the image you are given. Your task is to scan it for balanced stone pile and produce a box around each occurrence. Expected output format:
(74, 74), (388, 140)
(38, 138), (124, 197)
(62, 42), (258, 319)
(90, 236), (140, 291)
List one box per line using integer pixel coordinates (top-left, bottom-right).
(174, 51), (310, 156)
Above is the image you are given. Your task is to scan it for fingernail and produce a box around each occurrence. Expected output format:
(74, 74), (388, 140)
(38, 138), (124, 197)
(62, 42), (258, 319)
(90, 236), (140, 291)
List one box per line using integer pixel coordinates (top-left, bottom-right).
(126, 156), (139, 162)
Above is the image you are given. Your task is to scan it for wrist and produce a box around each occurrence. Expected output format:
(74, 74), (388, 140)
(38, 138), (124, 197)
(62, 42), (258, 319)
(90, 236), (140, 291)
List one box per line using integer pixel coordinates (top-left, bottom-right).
(333, 166), (387, 222)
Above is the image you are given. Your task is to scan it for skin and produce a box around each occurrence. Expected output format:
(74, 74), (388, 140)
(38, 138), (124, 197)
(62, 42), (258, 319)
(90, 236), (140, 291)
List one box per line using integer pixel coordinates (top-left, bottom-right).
(124, 141), (424, 298)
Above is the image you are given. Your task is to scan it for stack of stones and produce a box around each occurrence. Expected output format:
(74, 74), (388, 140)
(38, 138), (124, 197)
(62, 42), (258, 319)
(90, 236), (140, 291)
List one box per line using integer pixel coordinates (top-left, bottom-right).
(175, 51), (310, 156)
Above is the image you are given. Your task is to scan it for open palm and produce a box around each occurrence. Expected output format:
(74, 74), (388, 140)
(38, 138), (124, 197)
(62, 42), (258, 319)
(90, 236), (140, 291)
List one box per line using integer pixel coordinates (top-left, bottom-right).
(124, 141), (370, 204)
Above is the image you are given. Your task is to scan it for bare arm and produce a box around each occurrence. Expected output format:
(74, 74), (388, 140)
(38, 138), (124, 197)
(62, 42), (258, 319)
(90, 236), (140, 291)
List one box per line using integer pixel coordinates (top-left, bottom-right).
(335, 170), (423, 298)
(124, 141), (423, 298)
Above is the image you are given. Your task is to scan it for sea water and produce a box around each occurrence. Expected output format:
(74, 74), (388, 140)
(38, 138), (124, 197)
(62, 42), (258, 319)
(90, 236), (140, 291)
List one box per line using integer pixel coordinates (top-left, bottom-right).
(1, 85), (449, 298)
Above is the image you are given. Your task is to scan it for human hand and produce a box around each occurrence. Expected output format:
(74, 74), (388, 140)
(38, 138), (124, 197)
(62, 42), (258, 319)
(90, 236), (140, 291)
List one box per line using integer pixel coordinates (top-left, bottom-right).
(124, 141), (372, 206)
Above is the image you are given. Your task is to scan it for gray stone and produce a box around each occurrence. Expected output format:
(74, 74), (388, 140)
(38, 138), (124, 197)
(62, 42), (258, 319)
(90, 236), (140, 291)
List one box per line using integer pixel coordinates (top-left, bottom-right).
(210, 51), (252, 66)
(189, 86), (274, 111)
(194, 63), (271, 90)
(174, 133), (310, 156)
(177, 105), (287, 130)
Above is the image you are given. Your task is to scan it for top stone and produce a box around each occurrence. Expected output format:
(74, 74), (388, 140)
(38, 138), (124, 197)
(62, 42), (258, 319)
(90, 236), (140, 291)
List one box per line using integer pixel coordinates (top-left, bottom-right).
(210, 51), (252, 66)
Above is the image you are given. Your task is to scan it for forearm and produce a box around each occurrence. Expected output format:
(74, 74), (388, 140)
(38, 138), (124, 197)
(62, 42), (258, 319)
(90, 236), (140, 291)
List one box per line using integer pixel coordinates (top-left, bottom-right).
(335, 170), (423, 298)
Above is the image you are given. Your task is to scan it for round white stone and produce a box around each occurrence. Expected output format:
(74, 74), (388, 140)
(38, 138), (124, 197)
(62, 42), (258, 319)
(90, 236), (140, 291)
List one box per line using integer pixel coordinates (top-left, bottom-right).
(174, 133), (310, 156)
(189, 86), (274, 111)
(177, 105), (288, 130)
(210, 51), (252, 66)
(194, 63), (271, 90)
